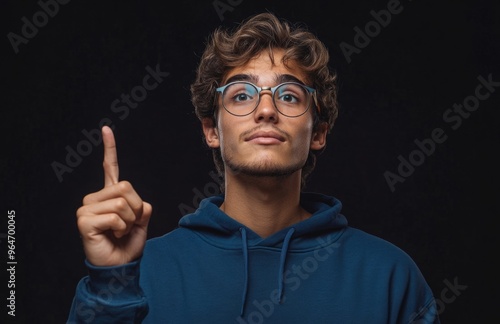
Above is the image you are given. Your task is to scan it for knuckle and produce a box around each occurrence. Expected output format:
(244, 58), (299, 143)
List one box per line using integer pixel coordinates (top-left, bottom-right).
(76, 214), (90, 231)
(114, 197), (128, 210)
(103, 159), (118, 168)
(76, 206), (88, 218)
(110, 214), (127, 230)
(82, 193), (94, 205)
(109, 213), (121, 224)
(102, 160), (110, 170)
(117, 180), (132, 193)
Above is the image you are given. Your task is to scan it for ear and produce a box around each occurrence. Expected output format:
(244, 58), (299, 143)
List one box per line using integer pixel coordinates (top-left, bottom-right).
(202, 117), (220, 148)
(310, 122), (328, 150)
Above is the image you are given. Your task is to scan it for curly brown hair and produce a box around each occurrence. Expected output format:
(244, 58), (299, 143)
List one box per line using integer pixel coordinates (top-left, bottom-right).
(190, 12), (339, 191)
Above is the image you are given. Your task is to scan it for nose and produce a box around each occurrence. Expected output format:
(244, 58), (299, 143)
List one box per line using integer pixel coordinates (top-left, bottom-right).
(254, 89), (279, 123)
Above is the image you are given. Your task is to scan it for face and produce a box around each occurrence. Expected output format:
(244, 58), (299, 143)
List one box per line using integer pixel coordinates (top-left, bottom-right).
(203, 49), (327, 178)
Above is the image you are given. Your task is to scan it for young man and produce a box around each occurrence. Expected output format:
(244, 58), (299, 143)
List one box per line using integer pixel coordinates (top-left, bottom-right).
(68, 13), (439, 323)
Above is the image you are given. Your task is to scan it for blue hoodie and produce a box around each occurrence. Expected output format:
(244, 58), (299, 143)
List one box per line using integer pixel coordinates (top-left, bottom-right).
(68, 193), (439, 323)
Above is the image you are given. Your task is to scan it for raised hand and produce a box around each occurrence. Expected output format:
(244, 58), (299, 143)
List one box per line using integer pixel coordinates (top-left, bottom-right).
(76, 126), (152, 266)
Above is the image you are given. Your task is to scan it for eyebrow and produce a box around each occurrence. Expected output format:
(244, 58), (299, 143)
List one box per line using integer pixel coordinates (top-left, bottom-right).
(224, 73), (307, 86)
(276, 74), (306, 85)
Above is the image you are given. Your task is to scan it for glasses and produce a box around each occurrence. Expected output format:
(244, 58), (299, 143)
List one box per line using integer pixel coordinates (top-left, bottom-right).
(215, 81), (319, 117)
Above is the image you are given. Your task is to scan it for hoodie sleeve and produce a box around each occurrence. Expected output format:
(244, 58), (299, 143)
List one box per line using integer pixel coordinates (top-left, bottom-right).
(396, 258), (441, 324)
(66, 260), (148, 324)
(407, 296), (441, 324)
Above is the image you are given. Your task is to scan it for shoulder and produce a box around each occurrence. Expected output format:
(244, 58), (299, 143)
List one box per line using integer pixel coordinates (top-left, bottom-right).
(340, 227), (433, 298)
(143, 227), (195, 255)
(341, 227), (420, 269)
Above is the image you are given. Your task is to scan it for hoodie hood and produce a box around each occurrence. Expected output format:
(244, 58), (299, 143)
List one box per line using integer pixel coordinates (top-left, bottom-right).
(178, 192), (347, 315)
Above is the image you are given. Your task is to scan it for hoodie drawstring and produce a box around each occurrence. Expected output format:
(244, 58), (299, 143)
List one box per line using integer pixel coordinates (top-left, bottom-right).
(278, 228), (295, 303)
(239, 227), (296, 316)
(239, 227), (249, 316)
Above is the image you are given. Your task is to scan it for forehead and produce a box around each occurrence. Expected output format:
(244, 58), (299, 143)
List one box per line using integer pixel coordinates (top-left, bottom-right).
(222, 49), (308, 85)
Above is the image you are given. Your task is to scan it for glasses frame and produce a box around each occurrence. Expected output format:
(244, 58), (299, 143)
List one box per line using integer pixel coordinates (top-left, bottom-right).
(215, 81), (319, 117)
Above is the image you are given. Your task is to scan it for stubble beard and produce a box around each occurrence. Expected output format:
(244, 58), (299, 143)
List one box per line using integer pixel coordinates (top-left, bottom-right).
(224, 154), (305, 178)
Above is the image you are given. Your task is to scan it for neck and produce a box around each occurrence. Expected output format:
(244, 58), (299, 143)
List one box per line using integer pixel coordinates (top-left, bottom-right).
(220, 170), (310, 238)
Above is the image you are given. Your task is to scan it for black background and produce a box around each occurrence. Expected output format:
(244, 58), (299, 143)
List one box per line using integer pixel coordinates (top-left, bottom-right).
(1, 0), (499, 323)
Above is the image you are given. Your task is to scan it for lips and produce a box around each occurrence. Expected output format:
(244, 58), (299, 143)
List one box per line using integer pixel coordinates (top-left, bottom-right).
(245, 130), (286, 143)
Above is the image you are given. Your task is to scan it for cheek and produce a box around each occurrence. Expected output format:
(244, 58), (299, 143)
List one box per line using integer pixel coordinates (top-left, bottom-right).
(217, 118), (238, 152)
(295, 120), (314, 146)
(296, 134), (313, 155)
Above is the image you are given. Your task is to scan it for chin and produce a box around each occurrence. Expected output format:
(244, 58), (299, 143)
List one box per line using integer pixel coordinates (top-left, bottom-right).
(226, 158), (304, 178)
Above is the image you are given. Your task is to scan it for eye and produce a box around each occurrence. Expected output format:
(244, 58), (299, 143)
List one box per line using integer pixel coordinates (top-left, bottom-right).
(276, 87), (302, 104)
(225, 83), (257, 104)
(275, 83), (308, 106)
(233, 92), (253, 102)
(278, 93), (299, 103)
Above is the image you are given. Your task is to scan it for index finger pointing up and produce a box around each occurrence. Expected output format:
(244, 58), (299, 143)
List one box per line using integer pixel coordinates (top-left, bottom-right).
(102, 126), (119, 187)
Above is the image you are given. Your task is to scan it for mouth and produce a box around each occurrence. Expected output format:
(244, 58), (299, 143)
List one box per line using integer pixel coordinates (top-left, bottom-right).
(245, 130), (286, 144)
